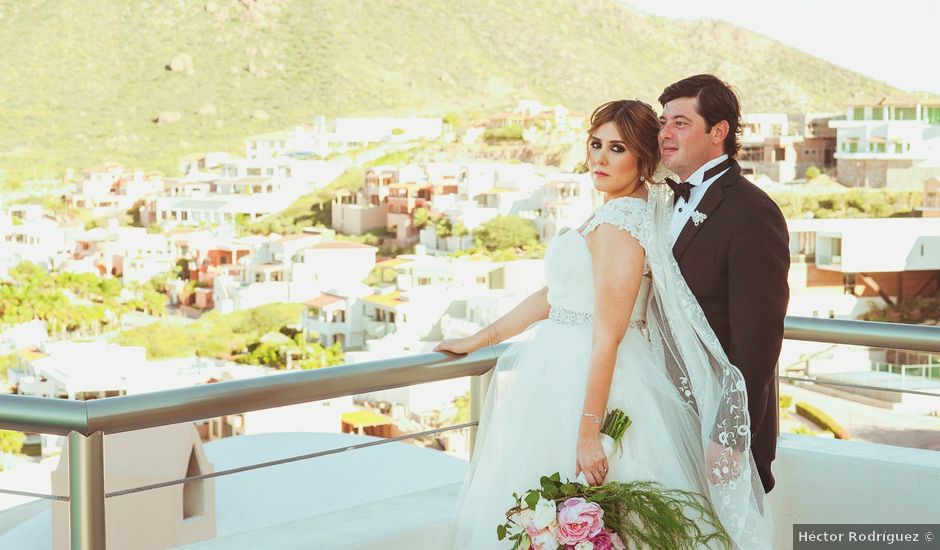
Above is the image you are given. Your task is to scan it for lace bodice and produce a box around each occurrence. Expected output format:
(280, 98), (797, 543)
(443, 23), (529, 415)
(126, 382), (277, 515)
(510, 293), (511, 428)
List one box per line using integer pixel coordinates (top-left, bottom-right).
(544, 196), (651, 322)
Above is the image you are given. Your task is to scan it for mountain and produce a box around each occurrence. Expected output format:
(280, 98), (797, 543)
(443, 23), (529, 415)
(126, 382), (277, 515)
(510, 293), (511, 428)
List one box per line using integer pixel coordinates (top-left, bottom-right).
(0, 0), (897, 183)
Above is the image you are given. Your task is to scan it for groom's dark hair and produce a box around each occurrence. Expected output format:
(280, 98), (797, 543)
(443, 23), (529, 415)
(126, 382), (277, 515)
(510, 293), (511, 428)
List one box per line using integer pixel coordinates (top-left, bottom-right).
(659, 74), (742, 159)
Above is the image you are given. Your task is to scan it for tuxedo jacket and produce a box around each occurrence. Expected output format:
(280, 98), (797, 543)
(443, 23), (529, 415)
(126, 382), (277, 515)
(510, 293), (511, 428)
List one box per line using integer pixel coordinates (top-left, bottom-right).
(672, 160), (790, 493)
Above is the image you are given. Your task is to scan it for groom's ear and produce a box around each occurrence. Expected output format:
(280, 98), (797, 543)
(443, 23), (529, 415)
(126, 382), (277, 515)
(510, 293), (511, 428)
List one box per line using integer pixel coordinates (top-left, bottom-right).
(710, 120), (729, 145)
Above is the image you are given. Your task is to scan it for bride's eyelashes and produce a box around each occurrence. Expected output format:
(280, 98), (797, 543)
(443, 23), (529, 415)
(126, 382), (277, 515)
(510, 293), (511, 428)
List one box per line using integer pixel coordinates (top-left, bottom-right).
(589, 139), (626, 153)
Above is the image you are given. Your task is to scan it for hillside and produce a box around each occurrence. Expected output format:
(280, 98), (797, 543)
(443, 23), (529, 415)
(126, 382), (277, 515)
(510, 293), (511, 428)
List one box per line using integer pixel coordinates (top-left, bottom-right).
(0, 0), (896, 183)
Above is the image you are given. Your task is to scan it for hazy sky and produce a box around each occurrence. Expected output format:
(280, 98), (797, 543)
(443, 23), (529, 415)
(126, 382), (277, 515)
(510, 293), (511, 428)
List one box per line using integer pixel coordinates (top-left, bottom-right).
(623, 0), (939, 95)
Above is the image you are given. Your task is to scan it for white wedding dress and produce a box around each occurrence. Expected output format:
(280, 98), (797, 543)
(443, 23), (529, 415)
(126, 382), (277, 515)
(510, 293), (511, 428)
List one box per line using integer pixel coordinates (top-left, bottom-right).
(450, 192), (774, 549)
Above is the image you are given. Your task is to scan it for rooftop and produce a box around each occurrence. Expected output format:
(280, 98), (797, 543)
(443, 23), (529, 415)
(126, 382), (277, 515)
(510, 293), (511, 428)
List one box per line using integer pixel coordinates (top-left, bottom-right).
(362, 290), (405, 308)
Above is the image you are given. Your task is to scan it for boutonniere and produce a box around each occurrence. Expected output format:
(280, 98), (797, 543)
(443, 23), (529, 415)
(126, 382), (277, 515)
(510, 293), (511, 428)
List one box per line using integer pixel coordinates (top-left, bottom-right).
(690, 210), (708, 227)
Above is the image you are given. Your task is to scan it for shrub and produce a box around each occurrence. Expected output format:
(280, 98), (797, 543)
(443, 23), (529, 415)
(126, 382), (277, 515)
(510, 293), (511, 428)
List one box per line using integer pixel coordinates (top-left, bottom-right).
(804, 165), (822, 180)
(483, 124), (523, 143)
(790, 425), (820, 436)
(795, 401), (849, 439)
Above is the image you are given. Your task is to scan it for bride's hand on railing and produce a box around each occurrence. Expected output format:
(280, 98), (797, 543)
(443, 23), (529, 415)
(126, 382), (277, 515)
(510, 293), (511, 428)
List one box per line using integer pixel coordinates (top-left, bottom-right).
(434, 334), (485, 355)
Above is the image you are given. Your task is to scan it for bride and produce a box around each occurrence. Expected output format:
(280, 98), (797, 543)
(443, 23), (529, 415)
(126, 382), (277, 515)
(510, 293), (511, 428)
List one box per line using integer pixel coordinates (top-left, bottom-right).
(436, 100), (773, 549)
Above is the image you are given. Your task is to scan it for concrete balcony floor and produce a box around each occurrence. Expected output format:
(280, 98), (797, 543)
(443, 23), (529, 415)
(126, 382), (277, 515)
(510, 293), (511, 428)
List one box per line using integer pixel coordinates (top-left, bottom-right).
(1, 433), (937, 549)
(183, 434), (940, 550)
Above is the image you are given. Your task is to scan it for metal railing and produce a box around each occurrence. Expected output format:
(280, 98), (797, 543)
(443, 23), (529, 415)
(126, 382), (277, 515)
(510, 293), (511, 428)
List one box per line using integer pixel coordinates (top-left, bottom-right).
(0, 316), (938, 549)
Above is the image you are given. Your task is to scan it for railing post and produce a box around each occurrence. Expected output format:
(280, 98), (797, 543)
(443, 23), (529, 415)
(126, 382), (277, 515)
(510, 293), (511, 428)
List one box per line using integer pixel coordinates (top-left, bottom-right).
(468, 368), (493, 458)
(68, 431), (106, 550)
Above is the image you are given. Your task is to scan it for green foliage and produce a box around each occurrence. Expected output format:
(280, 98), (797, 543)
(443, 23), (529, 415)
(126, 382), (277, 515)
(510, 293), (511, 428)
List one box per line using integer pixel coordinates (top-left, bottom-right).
(483, 124), (524, 143)
(473, 216), (538, 251)
(435, 217), (452, 238)
(770, 189), (922, 219)
(248, 168), (364, 235)
(499, 474), (730, 549)
(860, 297), (940, 325)
(116, 303), (305, 361)
(452, 390), (470, 423)
(0, 0), (896, 185)
(804, 165), (822, 180)
(411, 207), (430, 229)
(795, 401), (849, 439)
(450, 241), (545, 261)
(790, 425), (821, 436)
(452, 221), (469, 237)
(442, 112), (462, 127)
(0, 354), (16, 383)
(235, 335), (344, 370)
(0, 430), (26, 455)
(0, 262), (167, 334)
(297, 341), (345, 370)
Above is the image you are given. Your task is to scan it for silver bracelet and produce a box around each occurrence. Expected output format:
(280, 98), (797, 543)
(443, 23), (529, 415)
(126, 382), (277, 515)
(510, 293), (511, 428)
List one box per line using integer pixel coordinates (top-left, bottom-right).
(582, 413), (603, 425)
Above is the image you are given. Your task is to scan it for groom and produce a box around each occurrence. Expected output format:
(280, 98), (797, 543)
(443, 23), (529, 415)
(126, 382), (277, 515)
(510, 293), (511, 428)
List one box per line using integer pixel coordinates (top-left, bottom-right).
(658, 74), (790, 493)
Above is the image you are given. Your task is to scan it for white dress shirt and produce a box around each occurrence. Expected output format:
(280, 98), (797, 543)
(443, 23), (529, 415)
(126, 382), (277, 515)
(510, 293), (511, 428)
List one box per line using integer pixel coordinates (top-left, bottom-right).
(669, 154), (730, 246)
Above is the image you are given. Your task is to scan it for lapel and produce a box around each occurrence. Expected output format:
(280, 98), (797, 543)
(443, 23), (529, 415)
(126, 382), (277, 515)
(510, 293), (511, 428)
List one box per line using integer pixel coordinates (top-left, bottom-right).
(672, 161), (741, 261)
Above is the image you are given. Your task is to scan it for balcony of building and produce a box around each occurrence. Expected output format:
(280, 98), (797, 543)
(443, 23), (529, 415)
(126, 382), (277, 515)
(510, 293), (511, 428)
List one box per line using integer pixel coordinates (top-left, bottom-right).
(0, 317), (938, 549)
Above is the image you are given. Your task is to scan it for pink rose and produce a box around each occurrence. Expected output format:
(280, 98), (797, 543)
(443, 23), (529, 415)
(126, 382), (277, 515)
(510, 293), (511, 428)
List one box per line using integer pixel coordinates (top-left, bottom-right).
(586, 529), (623, 550)
(556, 497), (604, 545)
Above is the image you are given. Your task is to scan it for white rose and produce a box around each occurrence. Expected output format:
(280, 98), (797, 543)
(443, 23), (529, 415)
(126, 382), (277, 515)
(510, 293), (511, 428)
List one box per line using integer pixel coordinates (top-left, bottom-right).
(517, 508), (535, 526)
(533, 497), (557, 529)
(531, 529), (561, 550)
(575, 541), (594, 550)
(510, 509), (535, 535)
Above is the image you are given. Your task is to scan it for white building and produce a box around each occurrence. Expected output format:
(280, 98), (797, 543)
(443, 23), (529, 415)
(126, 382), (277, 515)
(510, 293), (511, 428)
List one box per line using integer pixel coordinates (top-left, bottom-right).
(9, 341), (271, 400)
(156, 157), (344, 227)
(213, 233), (378, 313)
(830, 94), (940, 188)
(534, 172), (597, 242)
(66, 223), (175, 282)
(67, 164), (164, 214)
(738, 113), (800, 183)
(246, 116), (442, 160)
(1, 216), (73, 271)
(787, 218), (940, 319)
(301, 285), (373, 349)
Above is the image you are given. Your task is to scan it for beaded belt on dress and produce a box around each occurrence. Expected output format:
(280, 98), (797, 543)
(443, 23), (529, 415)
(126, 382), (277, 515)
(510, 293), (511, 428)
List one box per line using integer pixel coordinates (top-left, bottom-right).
(548, 306), (646, 330)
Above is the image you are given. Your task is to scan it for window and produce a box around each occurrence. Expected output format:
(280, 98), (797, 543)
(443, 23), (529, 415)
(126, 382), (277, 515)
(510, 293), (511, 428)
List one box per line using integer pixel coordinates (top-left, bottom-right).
(894, 107), (916, 120)
(183, 447), (206, 519)
(852, 107), (864, 120)
(848, 142), (858, 153)
(929, 107), (940, 125)
(871, 108), (883, 120)
(875, 143), (886, 153)
(895, 142), (904, 154)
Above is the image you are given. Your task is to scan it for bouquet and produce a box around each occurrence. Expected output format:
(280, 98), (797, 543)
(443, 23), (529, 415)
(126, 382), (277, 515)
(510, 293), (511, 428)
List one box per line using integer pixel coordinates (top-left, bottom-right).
(496, 410), (730, 550)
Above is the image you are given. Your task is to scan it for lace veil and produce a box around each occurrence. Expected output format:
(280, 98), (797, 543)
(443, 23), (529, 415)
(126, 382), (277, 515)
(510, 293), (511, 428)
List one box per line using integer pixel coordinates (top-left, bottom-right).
(641, 184), (773, 548)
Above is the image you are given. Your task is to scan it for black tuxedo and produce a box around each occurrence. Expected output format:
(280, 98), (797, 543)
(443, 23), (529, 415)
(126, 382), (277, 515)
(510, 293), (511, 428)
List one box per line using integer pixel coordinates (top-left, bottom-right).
(672, 160), (790, 493)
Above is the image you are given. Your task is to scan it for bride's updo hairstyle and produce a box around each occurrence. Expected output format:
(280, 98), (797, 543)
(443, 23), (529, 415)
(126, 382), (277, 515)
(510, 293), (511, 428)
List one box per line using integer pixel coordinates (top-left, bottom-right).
(586, 99), (662, 184)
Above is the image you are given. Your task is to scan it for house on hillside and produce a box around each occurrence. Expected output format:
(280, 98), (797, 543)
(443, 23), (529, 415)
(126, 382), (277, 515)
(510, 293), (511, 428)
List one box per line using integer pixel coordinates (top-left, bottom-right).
(830, 94), (940, 188)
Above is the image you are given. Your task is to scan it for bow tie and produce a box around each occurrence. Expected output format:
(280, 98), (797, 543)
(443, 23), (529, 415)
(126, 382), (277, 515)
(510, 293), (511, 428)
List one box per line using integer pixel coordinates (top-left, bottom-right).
(665, 179), (693, 204)
(665, 158), (733, 205)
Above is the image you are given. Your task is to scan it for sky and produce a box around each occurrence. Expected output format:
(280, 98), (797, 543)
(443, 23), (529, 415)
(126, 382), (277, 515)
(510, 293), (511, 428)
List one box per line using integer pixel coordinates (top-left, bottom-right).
(623, 0), (939, 95)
